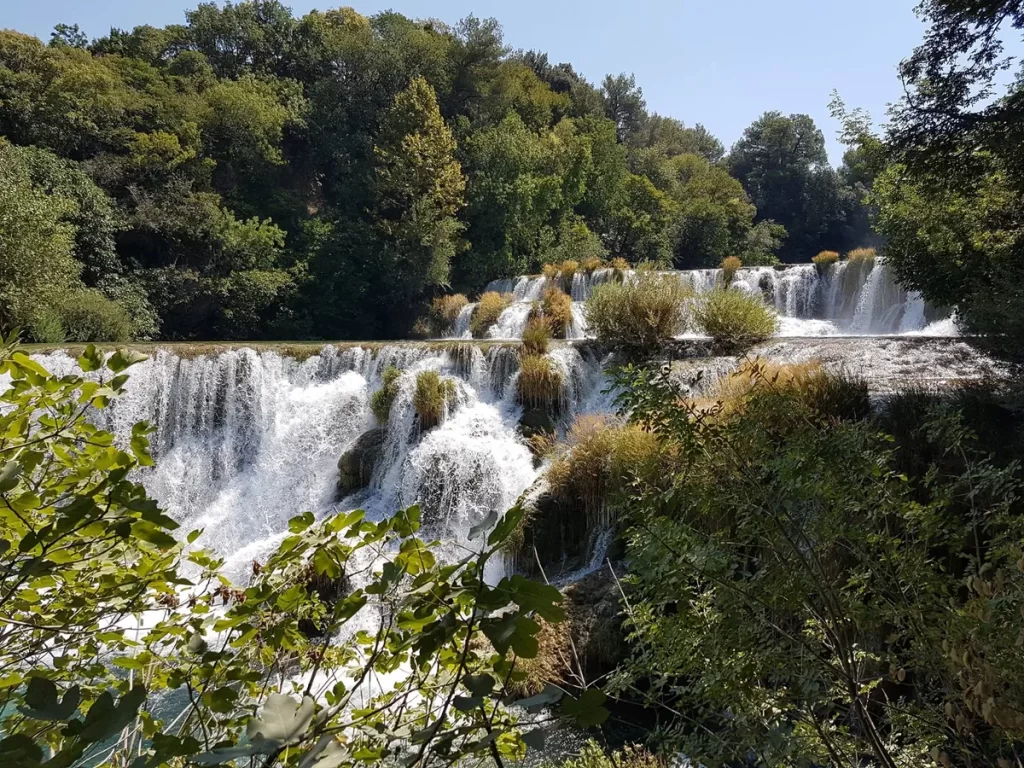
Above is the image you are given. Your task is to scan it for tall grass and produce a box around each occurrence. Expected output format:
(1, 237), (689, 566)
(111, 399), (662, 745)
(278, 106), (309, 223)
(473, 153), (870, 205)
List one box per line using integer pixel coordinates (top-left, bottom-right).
(429, 294), (469, 335)
(542, 287), (573, 339)
(846, 247), (877, 265)
(609, 257), (630, 281)
(522, 316), (552, 355)
(370, 366), (401, 423)
(703, 358), (870, 422)
(584, 268), (690, 352)
(812, 250), (840, 268)
(469, 291), (512, 338)
(413, 370), (456, 430)
(547, 415), (661, 519)
(720, 256), (742, 287)
(693, 288), (777, 352)
(581, 256), (604, 274)
(516, 354), (563, 411)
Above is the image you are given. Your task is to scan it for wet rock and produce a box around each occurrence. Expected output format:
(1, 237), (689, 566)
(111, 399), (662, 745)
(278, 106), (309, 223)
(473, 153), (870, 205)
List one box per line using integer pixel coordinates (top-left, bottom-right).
(519, 407), (555, 438)
(511, 477), (591, 578)
(337, 427), (386, 495)
(563, 566), (628, 681)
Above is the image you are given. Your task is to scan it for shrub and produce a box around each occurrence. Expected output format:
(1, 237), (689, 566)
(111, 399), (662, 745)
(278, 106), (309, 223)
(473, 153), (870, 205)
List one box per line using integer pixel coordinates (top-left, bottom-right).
(28, 306), (66, 344)
(521, 316), (551, 355)
(720, 255), (742, 286)
(516, 354), (563, 411)
(609, 256), (630, 281)
(846, 246), (877, 265)
(469, 291), (512, 338)
(541, 287), (573, 338)
(581, 256), (604, 274)
(429, 293), (469, 335)
(812, 250), (840, 268)
(413, 370), (456, 430)
(564, 741), (666, 768)
(541, 263), (560, 282)
(693, 288), (777, 351)
(370, 366), (401, 423)
(547, 415), (661, 518)
(705, 358), (870, 422)
(58, 289), (134, 342)
(584, 268), (690, 352)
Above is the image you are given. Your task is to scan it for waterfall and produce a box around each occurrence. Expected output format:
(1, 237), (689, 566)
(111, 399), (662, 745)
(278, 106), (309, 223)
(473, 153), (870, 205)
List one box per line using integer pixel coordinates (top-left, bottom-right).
(469, 260), (956, 340)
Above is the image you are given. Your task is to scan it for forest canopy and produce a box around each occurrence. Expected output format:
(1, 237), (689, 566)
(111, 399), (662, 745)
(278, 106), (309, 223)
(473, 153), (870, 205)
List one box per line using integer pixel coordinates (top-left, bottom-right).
(0, 2), (872, 341)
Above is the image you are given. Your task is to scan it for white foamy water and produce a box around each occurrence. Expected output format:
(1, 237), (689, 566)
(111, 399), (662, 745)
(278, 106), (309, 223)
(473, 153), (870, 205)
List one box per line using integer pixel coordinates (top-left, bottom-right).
(476, 260), (955, 340)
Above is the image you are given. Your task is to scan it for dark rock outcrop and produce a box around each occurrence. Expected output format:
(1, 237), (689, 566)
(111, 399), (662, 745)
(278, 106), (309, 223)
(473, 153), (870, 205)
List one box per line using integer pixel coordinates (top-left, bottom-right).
(337, 427), (386, 496)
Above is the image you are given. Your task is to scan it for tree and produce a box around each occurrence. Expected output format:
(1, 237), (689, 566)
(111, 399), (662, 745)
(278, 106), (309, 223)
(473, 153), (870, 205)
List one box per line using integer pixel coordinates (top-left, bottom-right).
(601, 73), (647, 144)
(49, 23), (88, 49)
(372, 76), (466, 332)
(598, 174), (676, 264)
(728, 112), (850, 260)
(633, 114), (724, 162)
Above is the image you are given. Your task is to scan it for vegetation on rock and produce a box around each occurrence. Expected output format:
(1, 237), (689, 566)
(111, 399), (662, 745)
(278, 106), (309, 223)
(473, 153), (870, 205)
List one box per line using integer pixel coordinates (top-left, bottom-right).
(584, 267), (690, 352)
(693, 287), (778, 351)
(413, 369), (457, 430)
(428, 293), (469, 336)
(370, 365), (401, 423)
(540, 286), (574, 338)
(521, 316), (552, 355)
(516, 354), (563, 411)
(470, 291), (512, 338)
(812, 249), (840, 268)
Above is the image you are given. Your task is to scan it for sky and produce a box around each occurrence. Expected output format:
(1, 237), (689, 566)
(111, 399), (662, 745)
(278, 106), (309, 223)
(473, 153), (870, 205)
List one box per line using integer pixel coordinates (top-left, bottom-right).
(1, 0), (933, 164)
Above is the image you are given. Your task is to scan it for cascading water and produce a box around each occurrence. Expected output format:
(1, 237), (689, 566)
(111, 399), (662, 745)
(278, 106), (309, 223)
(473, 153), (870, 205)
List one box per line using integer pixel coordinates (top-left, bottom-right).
(459, 260), (955, 340)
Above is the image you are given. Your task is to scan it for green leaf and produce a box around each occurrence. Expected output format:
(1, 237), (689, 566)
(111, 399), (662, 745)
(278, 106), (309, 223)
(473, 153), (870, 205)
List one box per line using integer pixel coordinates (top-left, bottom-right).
(487, 506), (525, 547)
(19, 678), (81, 721)
(562, 688), (609, 726)
(77, 345), (102, 372)
(0, 734), (42, 766)
(246, 694), (316, 747)
(0, 461), (21, 492)
(131, 522), (178, 549)
(469, 510), (498, 541)
(80, 685), (147, 743)
(453, 695), (482, 712)
(464, 674), (495, 697)
(289, 511), (315, 533)
(107, 348), (148, 373)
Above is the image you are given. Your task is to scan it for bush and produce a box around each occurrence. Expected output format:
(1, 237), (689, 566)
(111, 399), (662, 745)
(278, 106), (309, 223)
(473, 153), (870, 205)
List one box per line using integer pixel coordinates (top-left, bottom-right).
(469, 291), (512, 338)
(522, 316), (551, 355)
(516, 353), (563, 411)
(413, 370), (456, 430)
(370, 366), (401, 423)
(559, 259), (579, 286)
(547, 414), (661, 518)
(812, 250), (840, 268)
(609, 256), (630, 281)
(27, 306), (66, 343)
(693, 288), (777, 351)
(541, 287), (573, 338)
(846, 246), (877, 265)
(581, 256), (604, 274)
(564, 741), (666, 768)
(429, 293), (469, 335)
(541, 262), (560, 282)
(705, 358), (870, 422)
(720, 255), (742, 287)
(58, 289), (134, 342)
(584, 268), (690, 352)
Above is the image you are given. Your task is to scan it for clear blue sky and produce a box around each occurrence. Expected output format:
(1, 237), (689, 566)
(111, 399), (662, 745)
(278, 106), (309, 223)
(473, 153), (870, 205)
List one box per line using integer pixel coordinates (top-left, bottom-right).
(2, 0), (931, 164)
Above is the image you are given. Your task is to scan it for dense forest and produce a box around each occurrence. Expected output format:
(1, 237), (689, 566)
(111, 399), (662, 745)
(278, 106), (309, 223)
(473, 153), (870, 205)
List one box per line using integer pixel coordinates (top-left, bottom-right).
(0, 3), (875, 342)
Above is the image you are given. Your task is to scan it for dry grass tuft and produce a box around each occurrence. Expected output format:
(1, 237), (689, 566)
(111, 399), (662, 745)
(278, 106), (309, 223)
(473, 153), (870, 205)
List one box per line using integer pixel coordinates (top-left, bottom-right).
(693, 288), (778, 352)
(542, 287), (573, 339)
(547, 415), (661, 518)
(701, 358), (870, 422)
(609, 257), (630, 281)
(469, 292), (512, 338)
(429, 294), (469, 335)
(581, 256), (605, 274)
(507, 616), (574, 697)
(522, 316), (552, 356)
(516, 354), (563, 411)
(542, 263), (561, 281)
(559, 259), (580, 285)
(846, 247), (877, 265)
(812, 250), (840, 268)
(721, 256), (742, 286)
(413, 370), (456, 431)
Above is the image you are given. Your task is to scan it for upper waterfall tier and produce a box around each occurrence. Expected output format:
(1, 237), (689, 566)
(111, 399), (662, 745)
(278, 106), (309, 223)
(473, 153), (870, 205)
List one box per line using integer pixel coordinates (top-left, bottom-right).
(467, 261), (953, 340)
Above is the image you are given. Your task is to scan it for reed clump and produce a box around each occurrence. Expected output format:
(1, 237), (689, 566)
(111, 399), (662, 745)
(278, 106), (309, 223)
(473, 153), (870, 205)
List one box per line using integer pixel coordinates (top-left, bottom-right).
(522, 316), (552, 356)
(693, 288), (778, 352)
(413, 370), (456, 431)
(846, 247), (877, 265)
(547, 415), (661, 518)
(720, 256), (742, 287)
(609, 257), (630, 281)
(584, 267), (690, 352)
(516, 353), (563, 411)
(812, 250), (840, 268)
(428, 294), (469, 335)
(581, 256), (605, 274)
(541, 287), (573, 339)
(370, 366), (401, 423)
(469, 291), (512, 338)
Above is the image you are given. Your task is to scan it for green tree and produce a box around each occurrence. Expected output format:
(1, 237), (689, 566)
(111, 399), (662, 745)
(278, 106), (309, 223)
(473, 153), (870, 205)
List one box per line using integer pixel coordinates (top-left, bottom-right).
(372, 76), (466, 332)
(597, 174), (676, 264)
(728, 111), (850, 260)
(601, 72), (647, 143)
